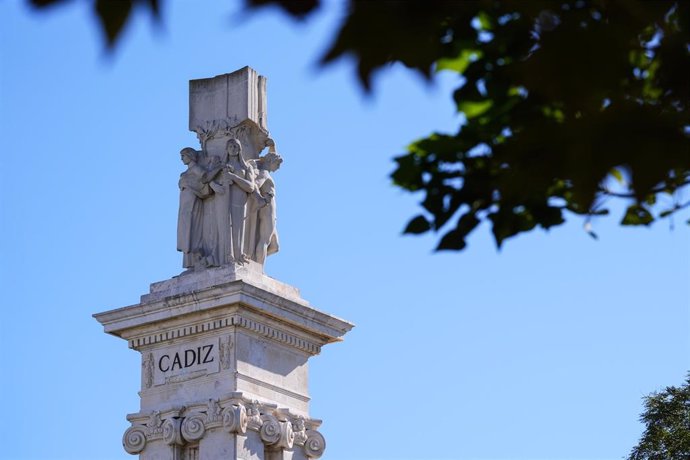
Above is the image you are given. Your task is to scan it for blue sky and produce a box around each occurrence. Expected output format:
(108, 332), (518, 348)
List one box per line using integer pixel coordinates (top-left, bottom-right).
(1, 1), (688, 459)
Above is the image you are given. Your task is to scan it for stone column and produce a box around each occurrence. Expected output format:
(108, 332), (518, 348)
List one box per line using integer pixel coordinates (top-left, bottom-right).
(95, 263), (352, 459)
(95, 67), (352, 459)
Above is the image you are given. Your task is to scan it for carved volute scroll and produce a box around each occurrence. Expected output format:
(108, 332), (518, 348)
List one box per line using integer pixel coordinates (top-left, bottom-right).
(222, 404), (248, 434)
(162, 418), (184, 446)
(121, 397), (327, 458)
(259, 413), (281, 446)
(122, 426), (147, 455)
(181, 413), (206, 442)
(304, 430), (326, 459)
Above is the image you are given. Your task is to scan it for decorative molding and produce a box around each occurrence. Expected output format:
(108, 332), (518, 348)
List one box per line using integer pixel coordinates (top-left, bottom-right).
(206, 399), (222, 424)
(122, 426), (147, 455)
(222, 404), (248, 434)
(146, 411), (163, 439)
(220, 334), (233, 370)
(142, 352), (153, 389)
(193, 119), (269, 154)
(259, 414), (281, 446)
(292, 416), (308, 446)
(162, 418), (183, 446)
(233, 315), (320, 354)
(129, 317), (233, 348)
(277, 420), (295, 450)
(129, 314), (321, 355)
(95, 269), (354, 346)
(304, 430), (326, 459)
(122, 395), (325, 457)
(194, 119), (234, 148)
(246, 400), (263, 431)
(181, 413), (206, 442)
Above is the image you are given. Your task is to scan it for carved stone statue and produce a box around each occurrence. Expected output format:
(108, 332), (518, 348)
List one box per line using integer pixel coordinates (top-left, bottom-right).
(225, 138), (256, 264)
(177, 148), (210, 269)
(205, 147), (232, 268)
(176, 137), (281, 271)
(246, 146), (282, 265)
(178, 68), (283, 272)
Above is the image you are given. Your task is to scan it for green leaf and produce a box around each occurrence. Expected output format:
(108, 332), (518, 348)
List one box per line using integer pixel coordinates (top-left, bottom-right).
(621, 204), (654, 226)
(458, 100), (493, 118)
(627, 374), (690, 459)
(403, 215), (431, 234)
(436, 49), (482, 74)
(610, 168), (624, 184)
(476, 11), (493, 30)
(542, 106), (565, 122)
(507, 86), (527, 97)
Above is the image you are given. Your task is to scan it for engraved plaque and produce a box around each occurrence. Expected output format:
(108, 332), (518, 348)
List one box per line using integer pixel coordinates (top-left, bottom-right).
(152, 337), (220, 386)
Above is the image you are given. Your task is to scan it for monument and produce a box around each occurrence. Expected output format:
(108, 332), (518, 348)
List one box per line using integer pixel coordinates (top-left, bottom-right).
(94, 67), (353, 459)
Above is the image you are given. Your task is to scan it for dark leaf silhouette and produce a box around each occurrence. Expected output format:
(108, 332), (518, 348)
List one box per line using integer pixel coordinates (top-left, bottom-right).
(27, 0), (690, 250)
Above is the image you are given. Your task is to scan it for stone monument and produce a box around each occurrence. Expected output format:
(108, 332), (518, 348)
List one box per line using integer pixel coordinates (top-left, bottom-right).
(94, 66), (353, 460)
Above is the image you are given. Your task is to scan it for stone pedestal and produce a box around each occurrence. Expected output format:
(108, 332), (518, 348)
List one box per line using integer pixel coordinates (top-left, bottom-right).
(94, 263), (353, 459)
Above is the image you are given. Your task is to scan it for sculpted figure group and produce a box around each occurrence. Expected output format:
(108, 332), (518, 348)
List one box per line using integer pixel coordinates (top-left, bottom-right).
(177, 137), (282, 270)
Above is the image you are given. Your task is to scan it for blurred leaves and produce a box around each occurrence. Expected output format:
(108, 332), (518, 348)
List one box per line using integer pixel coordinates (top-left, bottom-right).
(459, 100), (493, 119)
(307, 0), (690, 250)
(28, 0), (690, 251)
(436, 49), (482, 73)
(403, 215), (431, 235)
(246, 0), (318, 19)
(628, 375), (690, 460)
(30, 0), (160, 48)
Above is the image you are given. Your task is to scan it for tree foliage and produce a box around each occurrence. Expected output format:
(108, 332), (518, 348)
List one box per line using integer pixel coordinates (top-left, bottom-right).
(29, 0), (690, 250)
(629, 375), (690, 460)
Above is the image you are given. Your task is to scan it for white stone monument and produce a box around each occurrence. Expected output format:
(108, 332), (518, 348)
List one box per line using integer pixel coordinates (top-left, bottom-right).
(94, 67), (353, 460)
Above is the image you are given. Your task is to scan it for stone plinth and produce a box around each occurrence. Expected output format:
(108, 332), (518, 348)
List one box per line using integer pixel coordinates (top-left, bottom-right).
(94, 266), (353, 459)
(190, 66), (267, 134)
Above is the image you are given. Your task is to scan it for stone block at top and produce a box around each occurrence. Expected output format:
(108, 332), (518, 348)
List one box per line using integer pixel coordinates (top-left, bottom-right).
(189, 66), (267, 133)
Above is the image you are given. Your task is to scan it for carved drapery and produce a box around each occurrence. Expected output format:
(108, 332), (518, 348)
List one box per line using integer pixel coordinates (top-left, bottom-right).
(178, 114), (281, 271)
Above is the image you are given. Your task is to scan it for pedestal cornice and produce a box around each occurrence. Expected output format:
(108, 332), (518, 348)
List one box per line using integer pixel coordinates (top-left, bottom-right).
(94, 267), (353, 356)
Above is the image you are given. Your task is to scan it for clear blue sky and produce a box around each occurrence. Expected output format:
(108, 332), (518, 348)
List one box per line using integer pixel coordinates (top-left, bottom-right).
(1, 1), (688, 459)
